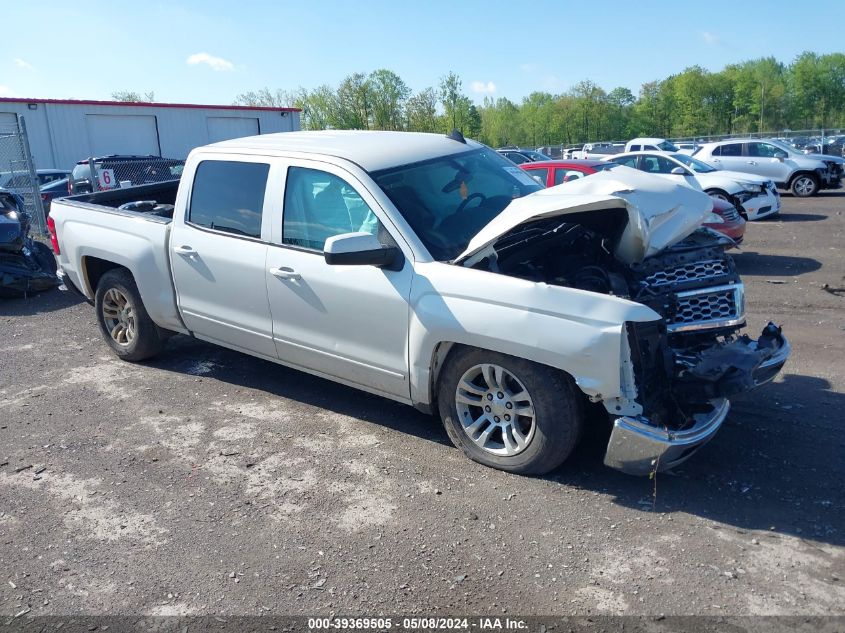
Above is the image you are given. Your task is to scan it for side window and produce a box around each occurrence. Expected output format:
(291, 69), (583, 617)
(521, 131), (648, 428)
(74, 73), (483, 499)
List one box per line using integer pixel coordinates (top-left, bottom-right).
(554, 169), (584, 185)
(525, 167), (548, 186)
(748, 143), (778, 157)
(641, 155), (678, 174)
(719, 143), (742, 157)
(283, 167), (382, 251)
(611, 155), (639, 168)
(629, 144), (641, 152)
(188, 160), (269, 238)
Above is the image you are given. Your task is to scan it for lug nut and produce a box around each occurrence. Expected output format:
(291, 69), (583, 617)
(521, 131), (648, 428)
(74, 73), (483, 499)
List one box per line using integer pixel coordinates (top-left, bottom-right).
(504, 414), (511, 421)
(505, 402), (513, 409)
(494, 416), (500, 422)
(487, 393), (494, 400)
(485, 405), (491, 412)
(497, 392), (504, 399)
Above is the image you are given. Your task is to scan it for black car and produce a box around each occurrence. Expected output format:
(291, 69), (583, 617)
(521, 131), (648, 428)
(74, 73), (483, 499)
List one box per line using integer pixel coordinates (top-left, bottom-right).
(69, 155), (185, 194)
(40, 178), (69, 218)
(496, 148), (552, 164)
(0, 189), (58, 297)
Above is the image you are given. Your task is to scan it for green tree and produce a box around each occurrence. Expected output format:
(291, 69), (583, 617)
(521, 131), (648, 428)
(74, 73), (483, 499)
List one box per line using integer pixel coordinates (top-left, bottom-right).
(406, 88), (440, 132)
(368, 69), (411, 130)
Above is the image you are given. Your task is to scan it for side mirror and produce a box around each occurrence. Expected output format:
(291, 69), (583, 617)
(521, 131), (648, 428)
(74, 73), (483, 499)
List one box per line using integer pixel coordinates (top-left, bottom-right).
(774, 151), (788, 161)
(324, 232), (403, 271)
(670, 166), (688, 175)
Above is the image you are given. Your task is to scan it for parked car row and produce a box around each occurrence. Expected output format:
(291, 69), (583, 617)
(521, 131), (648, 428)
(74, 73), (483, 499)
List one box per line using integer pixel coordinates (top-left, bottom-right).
(502, 135), (844, 200)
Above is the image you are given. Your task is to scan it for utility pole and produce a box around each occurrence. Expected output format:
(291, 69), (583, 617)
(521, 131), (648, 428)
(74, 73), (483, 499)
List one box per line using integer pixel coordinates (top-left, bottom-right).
(760, 82), (765, 136)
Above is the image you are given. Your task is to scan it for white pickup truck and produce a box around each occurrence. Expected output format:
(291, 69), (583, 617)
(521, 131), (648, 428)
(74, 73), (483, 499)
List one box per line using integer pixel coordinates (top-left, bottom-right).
(48, 131), (790, 476)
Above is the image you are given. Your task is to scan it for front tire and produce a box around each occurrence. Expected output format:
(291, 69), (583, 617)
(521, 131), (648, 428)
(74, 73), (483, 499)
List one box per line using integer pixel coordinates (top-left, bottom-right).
(437, 348), (584, 475)
(790, 173), (818, 197)
(94, 268), (164, 361)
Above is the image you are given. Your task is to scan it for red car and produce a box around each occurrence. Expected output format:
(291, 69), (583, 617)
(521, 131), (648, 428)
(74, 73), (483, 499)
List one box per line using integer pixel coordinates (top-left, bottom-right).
(520, 160), (745, 245)
(520, 159), (617, 187)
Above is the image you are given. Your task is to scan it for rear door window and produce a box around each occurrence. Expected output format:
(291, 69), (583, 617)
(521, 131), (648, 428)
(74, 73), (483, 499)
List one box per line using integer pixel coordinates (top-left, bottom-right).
(610, 155), (640, 168)
(715, 143), (743, 157)
(188, 160), (270, 239)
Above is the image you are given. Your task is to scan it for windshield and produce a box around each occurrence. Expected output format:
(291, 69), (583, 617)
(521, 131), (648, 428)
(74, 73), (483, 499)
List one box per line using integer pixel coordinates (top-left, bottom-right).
(523, 150), (552, 161)
(371, 147), (542, 261)
(657, 140), (679, 152)
(671, 153), (716, 173)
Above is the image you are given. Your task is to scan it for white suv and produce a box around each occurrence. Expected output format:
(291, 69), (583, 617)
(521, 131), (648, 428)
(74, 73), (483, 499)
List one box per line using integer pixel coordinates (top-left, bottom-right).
(694, 139), (844, 197)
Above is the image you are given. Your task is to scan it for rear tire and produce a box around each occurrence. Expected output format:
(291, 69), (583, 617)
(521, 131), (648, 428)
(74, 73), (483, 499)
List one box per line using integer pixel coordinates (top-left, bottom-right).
(790, 173), (818, 197)
(94, 268), (164, 361)
(437, 348), (584, 475)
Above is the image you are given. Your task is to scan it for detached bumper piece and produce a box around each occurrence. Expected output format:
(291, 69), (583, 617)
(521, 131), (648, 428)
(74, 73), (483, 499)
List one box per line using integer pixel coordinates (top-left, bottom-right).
(605, 323), (790, 476)
(605, 398), (730, 475)
(674, 322), (790, 400)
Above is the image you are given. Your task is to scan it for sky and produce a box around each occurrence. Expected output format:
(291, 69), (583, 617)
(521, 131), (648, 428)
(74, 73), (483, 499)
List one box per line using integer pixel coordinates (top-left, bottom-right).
(2, 0), (844, 107)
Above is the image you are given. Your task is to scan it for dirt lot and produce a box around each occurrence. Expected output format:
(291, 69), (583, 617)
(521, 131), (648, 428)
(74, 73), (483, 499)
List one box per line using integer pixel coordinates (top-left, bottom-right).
(1, 192), (843, 619)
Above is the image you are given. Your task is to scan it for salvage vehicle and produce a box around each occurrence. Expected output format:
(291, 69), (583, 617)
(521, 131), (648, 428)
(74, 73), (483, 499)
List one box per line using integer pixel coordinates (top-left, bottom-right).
(607, 151), (781, 220)
(0, 188), (58, 297)
(694, 138), (844, 197)
(49, 131), (790, 476)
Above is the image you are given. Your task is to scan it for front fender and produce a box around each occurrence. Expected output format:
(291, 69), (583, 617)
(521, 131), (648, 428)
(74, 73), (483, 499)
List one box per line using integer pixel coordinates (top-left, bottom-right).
(408, 262), (660, 407)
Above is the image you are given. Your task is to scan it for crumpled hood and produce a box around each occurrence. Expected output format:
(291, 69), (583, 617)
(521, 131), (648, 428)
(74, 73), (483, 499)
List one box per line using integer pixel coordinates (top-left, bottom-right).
(455, 166), (713, 265)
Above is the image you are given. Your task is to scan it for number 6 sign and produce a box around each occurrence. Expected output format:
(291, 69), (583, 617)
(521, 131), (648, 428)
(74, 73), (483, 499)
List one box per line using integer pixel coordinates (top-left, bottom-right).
(97, 169), (116, 189)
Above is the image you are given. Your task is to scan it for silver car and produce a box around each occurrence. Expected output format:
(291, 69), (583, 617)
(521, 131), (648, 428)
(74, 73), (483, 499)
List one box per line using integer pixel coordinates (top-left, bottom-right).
(694, 138), (844, 197)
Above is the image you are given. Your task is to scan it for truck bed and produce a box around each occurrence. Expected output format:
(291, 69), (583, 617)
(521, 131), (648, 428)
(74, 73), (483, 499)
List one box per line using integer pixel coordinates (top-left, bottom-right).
(50, 179), (187, 334)
(63, 180), (180, 220)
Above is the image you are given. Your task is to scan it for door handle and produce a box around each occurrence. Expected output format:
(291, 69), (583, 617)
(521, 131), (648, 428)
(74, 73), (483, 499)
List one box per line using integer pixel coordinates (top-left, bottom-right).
(746, 161), (757, 165)
(174, 245), (196, 255)
(269, 266), (301, 280)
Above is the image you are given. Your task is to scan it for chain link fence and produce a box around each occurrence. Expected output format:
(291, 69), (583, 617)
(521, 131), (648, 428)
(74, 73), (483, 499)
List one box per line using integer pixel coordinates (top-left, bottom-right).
(74, 157), (185, 195)
(0, 116), (47, 235)
(535, 128), (845, 159)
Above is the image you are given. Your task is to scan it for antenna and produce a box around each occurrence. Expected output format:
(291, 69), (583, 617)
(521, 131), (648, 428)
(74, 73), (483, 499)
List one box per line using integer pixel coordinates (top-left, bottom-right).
(447, 129), (466, 144)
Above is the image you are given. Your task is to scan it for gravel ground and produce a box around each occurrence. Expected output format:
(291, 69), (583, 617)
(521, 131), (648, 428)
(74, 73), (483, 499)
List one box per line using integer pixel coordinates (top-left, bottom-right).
(0, 192), (843, 619)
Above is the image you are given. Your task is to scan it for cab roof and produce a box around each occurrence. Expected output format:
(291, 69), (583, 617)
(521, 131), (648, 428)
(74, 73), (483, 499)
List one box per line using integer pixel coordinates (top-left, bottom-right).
(206, 130), (484, 173)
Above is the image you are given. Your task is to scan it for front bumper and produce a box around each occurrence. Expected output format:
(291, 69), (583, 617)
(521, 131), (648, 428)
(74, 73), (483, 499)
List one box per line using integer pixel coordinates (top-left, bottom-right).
(604, 398), (730, 475)
(743, 188), (781, 220)
(605, 325), (790, 475)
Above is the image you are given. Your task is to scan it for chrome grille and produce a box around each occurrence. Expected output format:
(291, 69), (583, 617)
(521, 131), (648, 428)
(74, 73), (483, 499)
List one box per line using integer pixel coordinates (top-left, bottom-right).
(644, 259), (730, 287)
(668, 284), (745, 332)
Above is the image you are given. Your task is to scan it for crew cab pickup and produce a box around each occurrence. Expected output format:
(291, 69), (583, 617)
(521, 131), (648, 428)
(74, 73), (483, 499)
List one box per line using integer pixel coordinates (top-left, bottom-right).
(49, 131), (790, 476)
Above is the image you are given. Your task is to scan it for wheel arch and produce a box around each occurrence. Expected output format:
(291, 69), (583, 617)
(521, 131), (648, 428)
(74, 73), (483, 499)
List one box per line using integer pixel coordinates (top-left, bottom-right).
(417, 340), (593, 415)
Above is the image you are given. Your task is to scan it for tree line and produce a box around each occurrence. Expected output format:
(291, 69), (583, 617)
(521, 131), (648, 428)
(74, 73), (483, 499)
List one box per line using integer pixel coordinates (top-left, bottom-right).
(120, 52), (845, 148)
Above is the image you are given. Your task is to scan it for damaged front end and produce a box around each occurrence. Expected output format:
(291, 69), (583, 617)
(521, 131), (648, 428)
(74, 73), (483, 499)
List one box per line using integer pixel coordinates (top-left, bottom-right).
(604, 231), (790, 474)
(456, 169), (790, 474)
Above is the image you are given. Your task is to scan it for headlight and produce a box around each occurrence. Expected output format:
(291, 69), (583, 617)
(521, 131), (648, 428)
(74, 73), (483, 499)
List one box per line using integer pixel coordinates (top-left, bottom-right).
(740, 182), (762, 193)
(705, 212), (725, 224)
